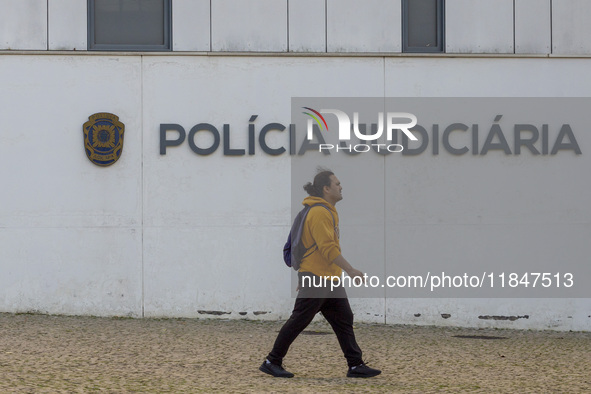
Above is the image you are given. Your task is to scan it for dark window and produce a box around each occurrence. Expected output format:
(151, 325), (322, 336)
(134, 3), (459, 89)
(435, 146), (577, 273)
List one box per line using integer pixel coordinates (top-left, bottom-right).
(88, 0), (171, 51)
(402, 0), (444, 53)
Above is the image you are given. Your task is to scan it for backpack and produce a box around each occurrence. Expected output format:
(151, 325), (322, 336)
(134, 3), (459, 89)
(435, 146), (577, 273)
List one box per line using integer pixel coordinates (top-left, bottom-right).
(283, 203), (335, 271)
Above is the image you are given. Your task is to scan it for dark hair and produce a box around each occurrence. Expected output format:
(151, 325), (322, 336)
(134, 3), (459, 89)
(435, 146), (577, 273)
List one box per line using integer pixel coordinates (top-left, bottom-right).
(303, 169), (334, 197)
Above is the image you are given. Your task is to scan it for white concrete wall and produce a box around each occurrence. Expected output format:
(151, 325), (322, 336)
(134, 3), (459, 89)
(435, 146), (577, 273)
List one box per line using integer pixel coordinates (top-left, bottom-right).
(141, 56), (384, 317)
(515, 0), (551, 54)
(552, 0), (591, 55)
(289, 0), (326, 52)
(172, 0), (210, 51)
(446, 0), (514, 53)
(0, 0), (47, 50)
(0, 53), (590, 331)
(48, 0), (87, 50)
(2, 1), (591, 55)
(0, 55), (143, 315)
(326, 0), (401, 52)
(211, 0), (287, 52)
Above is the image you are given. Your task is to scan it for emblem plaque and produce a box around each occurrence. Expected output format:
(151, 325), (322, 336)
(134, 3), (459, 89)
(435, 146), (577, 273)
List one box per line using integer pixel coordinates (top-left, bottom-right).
(83, 113), (125, 166)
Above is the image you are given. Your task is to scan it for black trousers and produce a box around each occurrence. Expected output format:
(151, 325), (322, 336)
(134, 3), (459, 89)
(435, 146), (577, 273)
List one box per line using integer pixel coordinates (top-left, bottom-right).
(266, 273), (363, 368)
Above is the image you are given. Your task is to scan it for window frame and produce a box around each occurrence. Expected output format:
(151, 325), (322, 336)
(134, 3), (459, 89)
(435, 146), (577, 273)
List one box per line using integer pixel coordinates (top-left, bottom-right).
(88, 0), (172, 51)
(402, 0), (445, 53)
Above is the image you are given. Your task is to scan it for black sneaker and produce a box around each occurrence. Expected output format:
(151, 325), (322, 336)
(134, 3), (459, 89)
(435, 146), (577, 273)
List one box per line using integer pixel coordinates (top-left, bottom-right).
(259, 360), (294, 378)
(347, 363), (381, 378)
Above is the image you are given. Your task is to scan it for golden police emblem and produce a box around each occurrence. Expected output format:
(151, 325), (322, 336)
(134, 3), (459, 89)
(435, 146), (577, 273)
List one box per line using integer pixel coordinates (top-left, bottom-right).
(83, 113), (125, 166)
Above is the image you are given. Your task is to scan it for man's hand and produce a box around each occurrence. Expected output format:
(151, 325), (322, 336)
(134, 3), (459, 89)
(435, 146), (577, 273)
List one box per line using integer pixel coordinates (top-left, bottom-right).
(346, 268), (364, 280)
(332, 255), (365, 283)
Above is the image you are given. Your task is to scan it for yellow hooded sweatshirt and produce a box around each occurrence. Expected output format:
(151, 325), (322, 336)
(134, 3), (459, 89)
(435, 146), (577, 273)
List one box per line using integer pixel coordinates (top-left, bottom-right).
(298, 196), (343, 278)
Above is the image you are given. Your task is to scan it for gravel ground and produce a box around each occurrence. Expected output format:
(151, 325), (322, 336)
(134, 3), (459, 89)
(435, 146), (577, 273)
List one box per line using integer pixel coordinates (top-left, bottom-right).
(0, 313), (589, 393)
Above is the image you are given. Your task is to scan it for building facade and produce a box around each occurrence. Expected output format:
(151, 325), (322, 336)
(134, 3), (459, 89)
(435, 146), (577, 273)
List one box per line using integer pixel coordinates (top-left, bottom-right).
(1, 0), (590, 331)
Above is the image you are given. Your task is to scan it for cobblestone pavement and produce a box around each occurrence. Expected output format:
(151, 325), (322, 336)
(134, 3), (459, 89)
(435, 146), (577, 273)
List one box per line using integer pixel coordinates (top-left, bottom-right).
(0, 313), (589, 393)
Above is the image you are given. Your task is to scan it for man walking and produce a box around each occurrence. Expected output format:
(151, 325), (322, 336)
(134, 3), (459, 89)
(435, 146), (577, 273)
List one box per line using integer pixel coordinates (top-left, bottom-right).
(260, 170), (381, 378)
